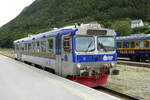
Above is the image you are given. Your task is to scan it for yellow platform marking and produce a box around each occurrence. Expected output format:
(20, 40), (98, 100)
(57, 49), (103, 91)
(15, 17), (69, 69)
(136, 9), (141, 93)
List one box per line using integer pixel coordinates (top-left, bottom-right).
(22, 52), (56, 58)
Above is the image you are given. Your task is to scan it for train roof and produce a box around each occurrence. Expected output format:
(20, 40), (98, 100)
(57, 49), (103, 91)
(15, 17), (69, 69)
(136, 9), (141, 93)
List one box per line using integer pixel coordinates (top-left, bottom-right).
(117, 34), (150, 41)
(14, 28), (76, 44)
(14, 23), (116, 44)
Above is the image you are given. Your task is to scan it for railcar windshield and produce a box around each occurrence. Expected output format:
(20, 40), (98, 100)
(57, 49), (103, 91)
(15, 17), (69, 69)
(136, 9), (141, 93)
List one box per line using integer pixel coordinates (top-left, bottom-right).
(75, 36), (95, 52)
(97, 36), (115, 52)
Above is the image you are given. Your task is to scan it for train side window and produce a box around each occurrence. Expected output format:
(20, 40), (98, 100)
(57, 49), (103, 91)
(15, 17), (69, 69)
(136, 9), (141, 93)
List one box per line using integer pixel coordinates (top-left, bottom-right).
(25, 43), (28, 51)
(63, 37), (71, 52)
(32, 41), (36, 52)
(146, 41), (149, 48)
(140, 41), (144, 48)
(16, 44), (19, 52)
(28, 43), (32, 52)
(117, 42), (121, 48)
(21, 43), (25, 51)
(123, 42), (129, 48)
(36, 41), (40, 52)
(41, 41), (46, 52)
(48, 39), (54, 53)
(136, 42), (139, 46)
(131, 41), (135, 48)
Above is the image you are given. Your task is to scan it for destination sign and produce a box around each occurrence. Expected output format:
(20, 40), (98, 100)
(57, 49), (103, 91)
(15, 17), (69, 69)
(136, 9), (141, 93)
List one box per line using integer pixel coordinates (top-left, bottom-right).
(87, 30), (107, 35)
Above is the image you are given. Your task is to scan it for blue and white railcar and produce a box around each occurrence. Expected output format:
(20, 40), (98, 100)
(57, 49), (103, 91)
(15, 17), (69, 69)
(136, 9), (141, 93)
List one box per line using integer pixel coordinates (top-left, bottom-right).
(14, 23), (119, 87)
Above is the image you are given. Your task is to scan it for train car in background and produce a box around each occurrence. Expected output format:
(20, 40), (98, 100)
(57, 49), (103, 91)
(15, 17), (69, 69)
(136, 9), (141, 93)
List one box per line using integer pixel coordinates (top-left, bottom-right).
(117, 34), (150, 61)
(13, 23), (119, 87)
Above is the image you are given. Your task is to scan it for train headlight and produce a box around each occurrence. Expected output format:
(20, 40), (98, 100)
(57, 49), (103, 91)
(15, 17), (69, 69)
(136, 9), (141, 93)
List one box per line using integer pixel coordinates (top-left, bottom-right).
(104, 64), (108, 67)
(77, 63), (81, 69)
(111, 62), (115, 67)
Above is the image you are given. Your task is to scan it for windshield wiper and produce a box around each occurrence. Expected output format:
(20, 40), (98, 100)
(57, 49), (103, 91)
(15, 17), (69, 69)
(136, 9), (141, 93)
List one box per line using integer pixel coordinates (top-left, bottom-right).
(85, 41), (93, 52)
(98, 42), (107, 52)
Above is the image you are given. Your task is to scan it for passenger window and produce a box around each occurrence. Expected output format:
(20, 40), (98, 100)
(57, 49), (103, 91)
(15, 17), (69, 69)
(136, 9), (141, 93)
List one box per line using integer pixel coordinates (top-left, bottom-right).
(140, 41), (144, 48)
(63, 37), (71, 52)
(123, 42), (129, 48)
(16, 44), (19, 52)
(136, 42), (139, 46)
(146, 41), (149, 48)
(48, 39), (54, 53)
(41, 41), (46, 52)
(21, 43), (24, 51)
(131, 41), (135, 48)
(32, 42), (36, 52)
(28, 43), (32, 52)
(117, 42), (121, 48)
(36, 41), (40, 52)
(25, 43), (28, 51)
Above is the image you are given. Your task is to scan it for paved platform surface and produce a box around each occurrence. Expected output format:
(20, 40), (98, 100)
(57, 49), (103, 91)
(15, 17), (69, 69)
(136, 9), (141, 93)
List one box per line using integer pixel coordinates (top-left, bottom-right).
(0, 55), (119, 100)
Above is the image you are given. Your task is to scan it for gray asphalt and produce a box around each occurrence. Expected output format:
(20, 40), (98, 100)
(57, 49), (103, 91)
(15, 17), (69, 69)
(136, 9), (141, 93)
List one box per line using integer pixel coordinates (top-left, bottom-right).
(0, 55), (119, 100)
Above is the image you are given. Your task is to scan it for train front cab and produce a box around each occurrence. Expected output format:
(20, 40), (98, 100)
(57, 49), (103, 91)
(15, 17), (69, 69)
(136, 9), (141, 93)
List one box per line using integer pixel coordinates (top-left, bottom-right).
(64, 29), (119, 87)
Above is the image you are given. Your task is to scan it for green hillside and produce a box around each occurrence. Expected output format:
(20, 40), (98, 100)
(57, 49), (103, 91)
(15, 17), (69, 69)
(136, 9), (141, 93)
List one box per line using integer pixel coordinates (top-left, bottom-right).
(1, 0), (150, 48)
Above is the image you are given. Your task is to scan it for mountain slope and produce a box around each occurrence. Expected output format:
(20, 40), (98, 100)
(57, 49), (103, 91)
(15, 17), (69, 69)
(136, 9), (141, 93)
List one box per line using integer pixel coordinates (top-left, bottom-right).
(1, 0), (150, 48)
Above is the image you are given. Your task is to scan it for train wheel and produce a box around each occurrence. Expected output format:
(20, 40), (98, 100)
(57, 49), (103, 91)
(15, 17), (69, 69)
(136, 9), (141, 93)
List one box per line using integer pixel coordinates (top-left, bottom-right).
(14, 58), (17, 60)
(129, 56), (134, 61)
(140, 57), (146, 62)
(44, 67), (55, 74)
(133, 56), (140, 62)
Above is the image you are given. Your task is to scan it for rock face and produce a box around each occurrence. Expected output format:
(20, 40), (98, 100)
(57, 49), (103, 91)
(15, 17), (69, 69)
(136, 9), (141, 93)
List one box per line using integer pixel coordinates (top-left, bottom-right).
(104, 65), (150, 100)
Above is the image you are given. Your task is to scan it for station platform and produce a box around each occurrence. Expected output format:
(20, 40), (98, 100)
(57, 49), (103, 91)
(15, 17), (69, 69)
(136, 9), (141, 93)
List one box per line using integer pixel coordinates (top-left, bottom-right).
(0, 55), (119, 100)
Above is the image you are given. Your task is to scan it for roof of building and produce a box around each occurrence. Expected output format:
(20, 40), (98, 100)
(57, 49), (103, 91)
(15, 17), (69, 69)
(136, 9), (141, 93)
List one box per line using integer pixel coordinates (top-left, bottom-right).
(131, 19), (143, 24)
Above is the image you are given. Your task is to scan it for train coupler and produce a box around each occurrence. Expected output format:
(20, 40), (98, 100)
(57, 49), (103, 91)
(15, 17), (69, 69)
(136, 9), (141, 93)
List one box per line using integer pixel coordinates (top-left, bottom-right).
(112, 69), (119, 75)
(93, 75), (99, 81)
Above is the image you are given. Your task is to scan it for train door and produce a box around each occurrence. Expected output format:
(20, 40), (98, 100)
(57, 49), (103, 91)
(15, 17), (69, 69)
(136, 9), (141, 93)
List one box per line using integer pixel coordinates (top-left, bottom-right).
(17, 44), (22, 60)
(16, 44), (20, 59)
(61, 35), (72, 76)
(55, 36), (62, 75)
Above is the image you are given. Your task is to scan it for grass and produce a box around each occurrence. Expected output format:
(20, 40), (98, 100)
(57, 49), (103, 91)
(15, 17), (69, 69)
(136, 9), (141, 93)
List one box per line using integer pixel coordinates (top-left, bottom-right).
(0, 48), (13, 58)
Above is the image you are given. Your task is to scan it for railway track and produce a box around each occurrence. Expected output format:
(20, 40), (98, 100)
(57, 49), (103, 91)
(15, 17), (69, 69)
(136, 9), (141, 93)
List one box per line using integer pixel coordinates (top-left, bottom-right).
(95, 86), (140, 100)
(117, 58), (150, 68)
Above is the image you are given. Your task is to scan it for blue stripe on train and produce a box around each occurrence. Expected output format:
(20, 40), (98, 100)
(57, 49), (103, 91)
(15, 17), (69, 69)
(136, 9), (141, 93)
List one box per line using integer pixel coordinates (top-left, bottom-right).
(76, 54), (117, 63)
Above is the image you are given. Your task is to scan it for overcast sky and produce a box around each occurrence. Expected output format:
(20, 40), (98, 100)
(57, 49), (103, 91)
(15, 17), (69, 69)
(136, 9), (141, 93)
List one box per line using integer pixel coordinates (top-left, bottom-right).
(0, 0), (35, 27)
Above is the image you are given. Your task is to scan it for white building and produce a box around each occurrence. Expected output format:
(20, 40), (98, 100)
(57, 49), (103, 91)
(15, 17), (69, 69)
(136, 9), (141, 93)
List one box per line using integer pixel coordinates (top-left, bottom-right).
(131, 19), (144, 28)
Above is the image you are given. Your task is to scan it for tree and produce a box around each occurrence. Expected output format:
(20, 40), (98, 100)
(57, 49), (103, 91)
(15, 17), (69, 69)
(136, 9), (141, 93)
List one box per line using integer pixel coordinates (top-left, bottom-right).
(113, 20), (132, 36)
